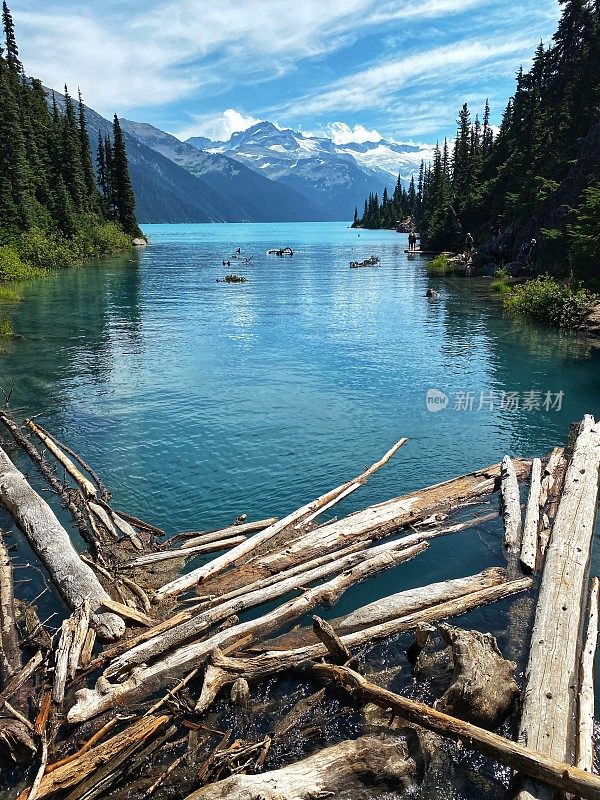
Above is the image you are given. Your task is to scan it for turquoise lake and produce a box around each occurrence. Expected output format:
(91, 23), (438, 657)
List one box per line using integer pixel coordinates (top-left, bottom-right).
(1, 222), (600, 789)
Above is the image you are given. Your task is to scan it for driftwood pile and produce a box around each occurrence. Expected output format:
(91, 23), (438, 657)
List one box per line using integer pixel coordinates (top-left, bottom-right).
(0, 411), (599, 800)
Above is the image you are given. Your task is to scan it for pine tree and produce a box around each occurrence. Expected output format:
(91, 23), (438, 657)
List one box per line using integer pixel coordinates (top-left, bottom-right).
(111, 115), (141, 236)
(78, 89), (98, 202)
(61, 86), (87, 208)
(2, 1), (21, 73)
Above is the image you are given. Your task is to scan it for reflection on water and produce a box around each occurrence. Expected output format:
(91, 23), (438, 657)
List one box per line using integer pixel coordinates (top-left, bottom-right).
(0, 222), (599, 798)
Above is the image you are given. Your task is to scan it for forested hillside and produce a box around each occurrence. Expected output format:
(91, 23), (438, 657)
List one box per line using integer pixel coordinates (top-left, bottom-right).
(0, 1), (140, 283)
(355, 0), (600, 281)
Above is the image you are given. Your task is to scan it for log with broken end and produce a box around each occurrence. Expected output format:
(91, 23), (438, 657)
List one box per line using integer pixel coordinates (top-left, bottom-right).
(155, 436), (409, 599)
(0, 445), (124, 641)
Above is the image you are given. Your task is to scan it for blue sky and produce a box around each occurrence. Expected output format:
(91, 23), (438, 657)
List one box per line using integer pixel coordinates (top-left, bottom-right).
(13, 0), (560, 145)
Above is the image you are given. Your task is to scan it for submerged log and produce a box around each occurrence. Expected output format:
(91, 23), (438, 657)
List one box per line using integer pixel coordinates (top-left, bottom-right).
(0, 445), (124, 641)
(516, 415), (600, 800)
(577, 576), (600, 773)
(313, 664), (600, 800)
(156, 437), (409, 598)
(183, 734), (421, 800)
(520, 458), (541, 573)
(435, 623), (518, 728)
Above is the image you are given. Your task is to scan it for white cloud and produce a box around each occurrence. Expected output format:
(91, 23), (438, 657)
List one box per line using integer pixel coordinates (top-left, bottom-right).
(176, 109), (263, 142)
(326, 122), (383, 145)
(279, 36), (535, 116)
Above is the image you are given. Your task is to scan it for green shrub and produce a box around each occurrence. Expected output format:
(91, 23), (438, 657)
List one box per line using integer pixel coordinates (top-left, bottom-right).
(0, 246), (39, 280)
(0, 317), (13, 337)
(427, 253), (449, 273)
(16, 228), (80, 270)
(74, 222), (132, 257)
(490, 267), (511, 294)
(504, 275), (595, 328)
(0, 287), (22, 302)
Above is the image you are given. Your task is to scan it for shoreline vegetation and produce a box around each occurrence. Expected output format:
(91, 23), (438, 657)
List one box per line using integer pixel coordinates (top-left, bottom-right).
(353, 0), (599, 330)
(0, 2), (142, 340)
(0, 411), (599, 799)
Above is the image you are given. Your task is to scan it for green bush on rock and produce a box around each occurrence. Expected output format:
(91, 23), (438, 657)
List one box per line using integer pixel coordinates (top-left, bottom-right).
(504, 275), (595, 328)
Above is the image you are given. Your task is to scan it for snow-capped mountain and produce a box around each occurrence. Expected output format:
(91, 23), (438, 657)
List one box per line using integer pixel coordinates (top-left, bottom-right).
(187, 122), (432, 219)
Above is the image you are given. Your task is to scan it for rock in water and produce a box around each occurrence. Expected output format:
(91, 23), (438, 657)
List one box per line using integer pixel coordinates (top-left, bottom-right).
(132, 238), (147, 246)
(435, 624), (518, 728)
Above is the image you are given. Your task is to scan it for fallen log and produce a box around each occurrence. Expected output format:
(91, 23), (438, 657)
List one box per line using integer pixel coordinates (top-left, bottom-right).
(191, 577), (532, 715)
(520, 458), (541, 573)
(176, 518), (278, 549)
(124, 535), (247, 567)
(68, 541), (429, 721)
(577, 576), (599, 773)
(182, 734), (421, 800)
(538, 447), (567, 556)
(31, 714), (169, 799)
(516, 415), (600, 800)
(156, 437), (409, 599)
(25, 420), (111, 502)
(265, 566), (507, 649)
(0, 532), (22, 685)
(0, 445), (124, 640)
(107, 538), (427, 678)
(198, 461), (528, 599)
(0, 413), (97, 548)
(501, 455), (522, 567)
(312, 664), (600, 800)
(26, 420), (97, 500)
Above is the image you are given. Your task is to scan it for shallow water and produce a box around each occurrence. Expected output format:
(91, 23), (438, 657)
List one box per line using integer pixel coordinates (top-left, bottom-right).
(1, 221), (599, 796)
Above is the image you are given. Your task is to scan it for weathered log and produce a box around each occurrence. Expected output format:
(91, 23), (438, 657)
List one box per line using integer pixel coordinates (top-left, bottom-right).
(577, 576), (599, 773)
(25, 420), (111, 502)
(520, 457), (541, 573)
(199, 461), (527, 599)
(183, 734), (421, 800)
(177, 518), (278, 549)
(0, 445), (124, 640)
(31, 714), (169, 799)
(435, 623), (518, 728)
(266, 567), (507, 649)
(124, 535), (247, 567)
(538, 447), (567, 556)
(501, 455), (523, 565)
(312, 615), (353, 665)
(516, 415), (600, 800)
(53, 616), (75, 704)
(99, 597), (154, 627)
(0, 413), (96, 547)
(106, 538), (427, 679)
(313, 664), (600, 800)
(156, 437), (409, 598)
(69, 542), (429, 722)
(26, 420), (97, 499)
(190, 578), (533, 716)
(0, 532), (21, 685)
